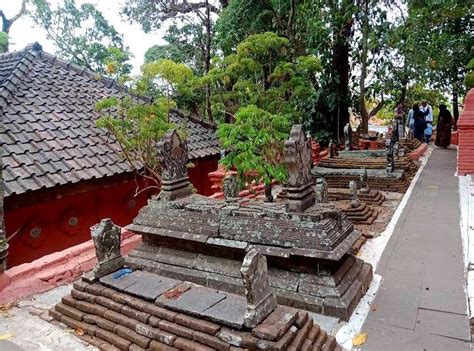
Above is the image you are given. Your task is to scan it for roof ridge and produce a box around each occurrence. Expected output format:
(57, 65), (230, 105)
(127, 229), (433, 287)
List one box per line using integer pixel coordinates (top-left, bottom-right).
(0, 42), (42, 116)
(172, 108), (217, 130)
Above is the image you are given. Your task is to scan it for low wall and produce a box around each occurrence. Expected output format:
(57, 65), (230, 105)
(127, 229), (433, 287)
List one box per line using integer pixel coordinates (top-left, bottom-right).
(0, 229), (141, 304)
(458, 89), (474, 175)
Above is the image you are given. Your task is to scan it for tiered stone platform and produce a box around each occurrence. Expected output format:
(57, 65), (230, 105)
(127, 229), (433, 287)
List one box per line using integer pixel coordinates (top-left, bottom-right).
(335, 201), (380, 225)
(127, 195), (373, 320)
(321, 152), (418, 179)
(311, 167), (410, 193)
(328, 188), (386, 205)
(50, 270), (343, 351)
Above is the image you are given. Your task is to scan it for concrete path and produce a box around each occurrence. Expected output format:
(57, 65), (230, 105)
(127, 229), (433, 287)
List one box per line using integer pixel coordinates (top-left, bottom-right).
(361, 147), (471, 350)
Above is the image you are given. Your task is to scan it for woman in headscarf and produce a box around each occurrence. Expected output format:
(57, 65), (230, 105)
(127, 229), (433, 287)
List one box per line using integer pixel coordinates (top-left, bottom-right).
(412, 103), (426, 142)
(435, 104), (453, 148)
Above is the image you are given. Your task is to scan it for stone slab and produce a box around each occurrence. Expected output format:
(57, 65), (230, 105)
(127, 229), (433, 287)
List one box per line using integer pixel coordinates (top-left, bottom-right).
(415, 309), (470, 341)
(124, 272), (181, 301)
(363, 318), (470, 351)
(157, 286), (227, 315)
(100, 270), (142, 290)
(201, 295), (246, 329)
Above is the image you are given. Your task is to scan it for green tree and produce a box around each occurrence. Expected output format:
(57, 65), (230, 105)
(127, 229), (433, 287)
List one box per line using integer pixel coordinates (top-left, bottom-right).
(29, 0), (131, 75)
(218, 105), (291, 201)
(97, 58), (195, 190)
(0, 0), (27, 53)
(144, 24), (206, 74)
(205, 32), (321, 126)
(0, 0), (28, 54)
(407, 0), (473, 123)
(141, 59), (194, 121)
(122, 0), (226, 121)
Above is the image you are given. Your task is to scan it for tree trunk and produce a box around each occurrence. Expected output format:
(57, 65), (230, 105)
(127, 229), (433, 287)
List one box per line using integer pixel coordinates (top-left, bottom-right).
(204, 0), (213, 122)
(0, 1), (27, 53)
(358, 0), (370, 134)
(331, 11), (352, 140)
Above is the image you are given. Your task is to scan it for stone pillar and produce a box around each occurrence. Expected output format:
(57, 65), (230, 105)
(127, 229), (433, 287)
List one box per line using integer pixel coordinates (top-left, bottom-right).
(157, 129), (193, 200)
(87, 218), (124, 281)
(315, 178), (328, 203)
(349, 181), (360, 208)
(281, 125), (315, 212)
(241, 250), (277, 328)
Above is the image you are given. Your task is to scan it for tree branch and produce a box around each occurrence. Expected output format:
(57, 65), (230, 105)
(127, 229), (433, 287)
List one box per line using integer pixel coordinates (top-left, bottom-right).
(369, 94), (385, 118)
(10, 0), (28, 24)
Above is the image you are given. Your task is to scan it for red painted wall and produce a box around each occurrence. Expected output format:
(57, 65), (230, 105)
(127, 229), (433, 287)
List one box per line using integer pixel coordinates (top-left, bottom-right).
(4, 158), (218, 268)
(4, 179), (152, 268)
(188, 157), (219, 196)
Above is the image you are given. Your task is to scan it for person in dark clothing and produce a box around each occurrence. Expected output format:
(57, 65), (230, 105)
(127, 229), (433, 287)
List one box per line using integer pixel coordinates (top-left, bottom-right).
(412, 104), (426, 142)
(435, 104), (453, 148)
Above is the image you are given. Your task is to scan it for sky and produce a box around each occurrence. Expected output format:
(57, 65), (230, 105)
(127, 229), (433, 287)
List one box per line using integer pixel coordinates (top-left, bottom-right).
(3, 0), (168, 74)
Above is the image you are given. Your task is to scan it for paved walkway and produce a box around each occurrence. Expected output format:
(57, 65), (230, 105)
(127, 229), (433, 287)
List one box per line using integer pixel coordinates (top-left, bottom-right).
(362, 147), (471, 350)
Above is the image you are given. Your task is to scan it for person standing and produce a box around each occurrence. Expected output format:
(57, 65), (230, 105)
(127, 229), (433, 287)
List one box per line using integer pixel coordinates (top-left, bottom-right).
(435, 104), (453, 148)
(420, 100), (433, 124)
(413, 103), (426, 142)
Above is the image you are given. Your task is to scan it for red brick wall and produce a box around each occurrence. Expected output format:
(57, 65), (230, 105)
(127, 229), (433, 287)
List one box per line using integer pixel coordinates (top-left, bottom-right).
(458, 89), (474, 175)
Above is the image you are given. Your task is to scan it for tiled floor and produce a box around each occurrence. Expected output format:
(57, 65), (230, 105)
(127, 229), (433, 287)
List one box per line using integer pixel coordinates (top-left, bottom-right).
(361, 147), (470, 350)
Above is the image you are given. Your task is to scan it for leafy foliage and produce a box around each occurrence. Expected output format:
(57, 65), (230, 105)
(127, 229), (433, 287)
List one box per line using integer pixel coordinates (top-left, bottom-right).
(218, 105), (290, 185)
(205, 32), (321, 126)
(96, 59), (194, 188)
(29, 0), (131, 75)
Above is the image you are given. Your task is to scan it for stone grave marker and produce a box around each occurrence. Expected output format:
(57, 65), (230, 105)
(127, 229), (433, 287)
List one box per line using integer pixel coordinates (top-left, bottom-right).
(88, 218), (124, 281)
(240, 250), (277, 328)
(349, 180), (360, 208)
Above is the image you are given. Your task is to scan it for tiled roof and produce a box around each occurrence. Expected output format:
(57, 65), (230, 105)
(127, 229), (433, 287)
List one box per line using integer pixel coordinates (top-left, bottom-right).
(0, 43), (220, 197)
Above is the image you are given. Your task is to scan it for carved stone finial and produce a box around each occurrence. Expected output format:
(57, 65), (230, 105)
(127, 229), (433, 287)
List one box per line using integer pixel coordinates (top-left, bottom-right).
(157, 129), (192, 200)
(349, 181), (360, 208)
(360, 168), (369, 193)
(344, 123), (352, 151)
(89, 218), (124, 280)
(281, 125), (315, 212)
(284, 125), (312, 188)
(241, 250), (277, 328)
(223, 174), (239, 201)
(315, 178), (328, 203)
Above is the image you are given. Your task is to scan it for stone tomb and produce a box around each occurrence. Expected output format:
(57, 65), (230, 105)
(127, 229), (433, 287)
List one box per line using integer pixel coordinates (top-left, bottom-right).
(127, 126), (373, 320)
(319, 152), (418, 179)
(51, 246), (343, 350)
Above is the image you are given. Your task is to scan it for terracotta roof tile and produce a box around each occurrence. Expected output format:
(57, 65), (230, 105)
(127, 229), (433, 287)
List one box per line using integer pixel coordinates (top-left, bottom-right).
(0, 43), (220, 197)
